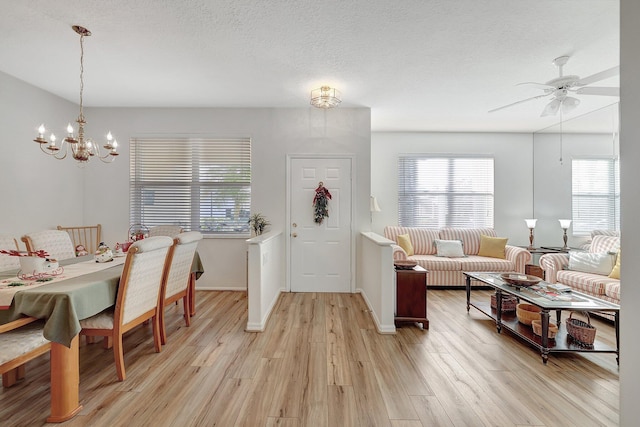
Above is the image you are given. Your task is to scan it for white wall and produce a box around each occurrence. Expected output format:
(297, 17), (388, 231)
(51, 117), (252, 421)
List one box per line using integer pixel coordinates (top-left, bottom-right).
(620, 0), (640, 424)
(0, 73), (371, 289)
(371, 132), (533, 246)
(83, 107), (371, 289)
(533, 131), (618, 247)
(0, 71), (85, 242)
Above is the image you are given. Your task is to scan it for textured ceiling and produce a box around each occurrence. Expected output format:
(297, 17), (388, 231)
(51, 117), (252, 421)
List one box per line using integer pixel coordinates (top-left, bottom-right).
(0, 0), (619, 132)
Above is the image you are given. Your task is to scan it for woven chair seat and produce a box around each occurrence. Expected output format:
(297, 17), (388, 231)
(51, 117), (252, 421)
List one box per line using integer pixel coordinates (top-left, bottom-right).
(0, 321), (49, 365)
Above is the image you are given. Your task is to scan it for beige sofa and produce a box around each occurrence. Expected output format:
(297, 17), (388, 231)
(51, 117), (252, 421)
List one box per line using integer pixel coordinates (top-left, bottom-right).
(384, 226), (531, 288)
(539, 233), (620, 307)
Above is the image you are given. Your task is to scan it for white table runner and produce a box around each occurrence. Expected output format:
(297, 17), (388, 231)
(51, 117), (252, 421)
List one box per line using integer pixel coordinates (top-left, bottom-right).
(0, 256), (127, 309)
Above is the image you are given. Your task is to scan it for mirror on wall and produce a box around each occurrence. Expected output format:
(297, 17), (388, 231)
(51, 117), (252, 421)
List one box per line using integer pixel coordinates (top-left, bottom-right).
(532, 103), (619, 249)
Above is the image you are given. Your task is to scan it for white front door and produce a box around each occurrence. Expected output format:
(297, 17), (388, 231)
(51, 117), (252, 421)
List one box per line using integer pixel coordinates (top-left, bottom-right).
(289, 157), (352, 292)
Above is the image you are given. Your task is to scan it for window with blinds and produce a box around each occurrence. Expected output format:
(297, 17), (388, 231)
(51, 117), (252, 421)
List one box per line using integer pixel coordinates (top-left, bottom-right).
(130, 138), (251, 236)
(572, 157), (620, 236)
(398, 155), (494, 228)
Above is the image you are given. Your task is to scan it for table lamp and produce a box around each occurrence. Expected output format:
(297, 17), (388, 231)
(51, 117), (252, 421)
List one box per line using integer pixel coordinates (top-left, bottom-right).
(525, 219), (537, 250)
(559, 219), (572, 250)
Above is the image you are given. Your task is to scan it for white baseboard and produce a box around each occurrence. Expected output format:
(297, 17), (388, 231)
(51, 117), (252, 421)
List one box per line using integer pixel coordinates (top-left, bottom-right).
(355, 288), (396, 334)
(195, 286), (247, 291)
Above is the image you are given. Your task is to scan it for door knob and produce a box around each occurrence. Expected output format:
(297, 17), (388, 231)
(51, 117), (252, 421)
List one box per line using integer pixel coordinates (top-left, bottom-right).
(292, 233), (298, 238)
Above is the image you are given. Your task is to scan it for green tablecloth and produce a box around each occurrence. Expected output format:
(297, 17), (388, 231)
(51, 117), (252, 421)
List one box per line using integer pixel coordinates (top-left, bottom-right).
(0, 252), (204, 347)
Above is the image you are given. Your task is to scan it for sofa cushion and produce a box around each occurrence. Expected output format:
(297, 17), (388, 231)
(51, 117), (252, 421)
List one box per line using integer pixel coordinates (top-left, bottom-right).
(477, 235), (508, 259)
(457, 256), (514, 272)
(556, 270), (616, 296)
(397, 234), (414, 256)
(434, 240), (465, 258)
(439, 228), (496, 255)
(605, 281), (620, 301)
(590, 235), (620, 254)
(568, 251), (616, 276)
(410, 255), (461, 271)
(384, 226), (439, 255)
(609, 249), (621, 279)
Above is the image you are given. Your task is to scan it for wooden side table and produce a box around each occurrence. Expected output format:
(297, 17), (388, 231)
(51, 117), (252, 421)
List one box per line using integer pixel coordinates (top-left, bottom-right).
(395, 265), (429, 329)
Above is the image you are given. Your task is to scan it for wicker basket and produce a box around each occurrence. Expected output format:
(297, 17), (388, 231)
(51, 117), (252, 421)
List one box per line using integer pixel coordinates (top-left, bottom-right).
(566, 312), (597, 346)
(531, 320), (558, 339)
(516, 303), (541, 325)
(490, 293), (517, 312)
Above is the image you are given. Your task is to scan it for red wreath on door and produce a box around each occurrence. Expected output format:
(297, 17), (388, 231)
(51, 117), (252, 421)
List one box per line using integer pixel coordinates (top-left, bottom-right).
(313, 181), (332, 225)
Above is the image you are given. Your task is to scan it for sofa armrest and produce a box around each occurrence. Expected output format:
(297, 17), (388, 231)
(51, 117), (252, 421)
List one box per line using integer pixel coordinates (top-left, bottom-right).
(504, 245), (532, 274)
(391, 244), (408, 261)
(539, 253), (570, 283)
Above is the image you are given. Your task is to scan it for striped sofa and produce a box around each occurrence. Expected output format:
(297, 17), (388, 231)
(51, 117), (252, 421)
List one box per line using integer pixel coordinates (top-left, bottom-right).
(384, 226), (531, 288)
(539, 234), (620, 308)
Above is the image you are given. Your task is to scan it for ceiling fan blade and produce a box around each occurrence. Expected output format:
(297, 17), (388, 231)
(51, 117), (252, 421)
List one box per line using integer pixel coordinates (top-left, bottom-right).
(576, 66), (620, 86)
(541, 98), (561, 117)
(516, 82), (555, 91)
(488, 93), (549, 113)
(575, 86), (620, 96)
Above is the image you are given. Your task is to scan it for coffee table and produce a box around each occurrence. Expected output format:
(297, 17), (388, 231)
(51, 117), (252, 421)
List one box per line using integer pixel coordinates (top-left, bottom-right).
(464, 272), (620, 364)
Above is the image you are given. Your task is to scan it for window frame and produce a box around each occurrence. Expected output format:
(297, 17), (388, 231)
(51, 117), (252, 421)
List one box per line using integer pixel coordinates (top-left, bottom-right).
(129, 137), (252, 237)
(397, 154), (495, 228)
(571, 156), (620, 236)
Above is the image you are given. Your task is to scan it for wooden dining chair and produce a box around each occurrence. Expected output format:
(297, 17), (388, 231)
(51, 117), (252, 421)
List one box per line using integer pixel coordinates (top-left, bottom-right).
(159, 231), (203, 345)
(57, 224), (102, 254)
(0, 317), (51, 388)
(148, 225), (184, 238)
(79, 236), (173, 381)
(0, 235), (20, 272)
(21, 230), (76, 260)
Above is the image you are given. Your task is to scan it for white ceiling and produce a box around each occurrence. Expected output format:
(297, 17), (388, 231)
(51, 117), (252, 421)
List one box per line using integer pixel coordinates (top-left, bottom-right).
(0, 0), (619, 133)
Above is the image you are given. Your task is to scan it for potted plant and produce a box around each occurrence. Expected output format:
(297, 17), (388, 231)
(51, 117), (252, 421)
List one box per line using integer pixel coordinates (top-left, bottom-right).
(248, 213), (270, 236)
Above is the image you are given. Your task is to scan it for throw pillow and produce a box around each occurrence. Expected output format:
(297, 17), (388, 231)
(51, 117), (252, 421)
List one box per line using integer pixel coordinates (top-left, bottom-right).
(609, 249), (621, 279)
(568, 251), (616, 276)
(434, 239), (465, 258)
(397, 234), (414, 256)
(477, 235), (508, 259)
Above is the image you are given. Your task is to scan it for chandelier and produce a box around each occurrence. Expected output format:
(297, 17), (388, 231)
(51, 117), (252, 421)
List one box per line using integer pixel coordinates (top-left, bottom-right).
(33, 25), (118, 164)
(310, 86), (342, 109)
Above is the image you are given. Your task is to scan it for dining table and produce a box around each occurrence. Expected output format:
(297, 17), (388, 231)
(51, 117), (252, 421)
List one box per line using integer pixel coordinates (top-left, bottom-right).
(0, 251), (204, 423)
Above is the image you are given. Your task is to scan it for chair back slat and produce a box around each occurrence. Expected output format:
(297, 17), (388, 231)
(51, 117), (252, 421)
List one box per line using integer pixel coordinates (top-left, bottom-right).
(57, 224), (102, 254)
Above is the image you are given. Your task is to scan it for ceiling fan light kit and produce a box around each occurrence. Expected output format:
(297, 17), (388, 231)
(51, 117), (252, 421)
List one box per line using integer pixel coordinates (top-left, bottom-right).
(490, 55), (619, 117)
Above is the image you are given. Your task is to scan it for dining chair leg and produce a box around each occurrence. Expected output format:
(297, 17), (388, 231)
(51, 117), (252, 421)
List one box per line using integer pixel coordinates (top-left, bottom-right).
(152, 316), (162, 353)
(2, 365), (25, 388)
(183, 296), (191, 327)
(102, 336), (113, 349)
(113, 335), (126, 382)
(189, 273), (196, 316)
(159, 308), (167, 346)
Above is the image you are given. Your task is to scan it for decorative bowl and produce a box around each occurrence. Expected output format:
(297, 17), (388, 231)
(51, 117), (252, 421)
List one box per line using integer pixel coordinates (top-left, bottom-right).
(500, 273), (542, 287)
(394, 260), (417, 270)
(516, 303), (541, 325)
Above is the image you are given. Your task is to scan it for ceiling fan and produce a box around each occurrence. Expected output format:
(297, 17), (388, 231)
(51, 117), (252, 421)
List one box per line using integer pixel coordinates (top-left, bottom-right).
(489, 56), (619, 117)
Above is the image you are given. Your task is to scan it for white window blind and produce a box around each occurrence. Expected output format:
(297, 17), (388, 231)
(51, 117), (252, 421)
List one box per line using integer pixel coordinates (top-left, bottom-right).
(130, 138), (251, 236)
(398, 155), (494, 228)
(572, 157), (620, 236)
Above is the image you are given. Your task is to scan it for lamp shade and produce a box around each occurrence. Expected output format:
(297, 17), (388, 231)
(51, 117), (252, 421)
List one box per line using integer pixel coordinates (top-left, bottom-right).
(525, 219), (538, 229)
(559, 219), (572, 229)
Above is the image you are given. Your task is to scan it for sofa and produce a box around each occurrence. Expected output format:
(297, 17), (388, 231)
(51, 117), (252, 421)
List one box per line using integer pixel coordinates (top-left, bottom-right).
(384, 226), (531, 288)
(539, 233), (620, 312)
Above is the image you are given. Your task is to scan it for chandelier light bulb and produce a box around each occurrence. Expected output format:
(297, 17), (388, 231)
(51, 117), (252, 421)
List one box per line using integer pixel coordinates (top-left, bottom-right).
(67, 123), (74, 134)
(38, 124), (46, 136)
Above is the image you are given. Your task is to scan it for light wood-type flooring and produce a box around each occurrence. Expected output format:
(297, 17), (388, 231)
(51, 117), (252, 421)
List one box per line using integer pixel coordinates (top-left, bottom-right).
(0, 290), (619, 426)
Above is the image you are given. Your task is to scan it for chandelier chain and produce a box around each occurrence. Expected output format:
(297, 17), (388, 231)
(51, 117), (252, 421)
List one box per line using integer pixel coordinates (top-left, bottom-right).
(79, 33), (85, 121)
